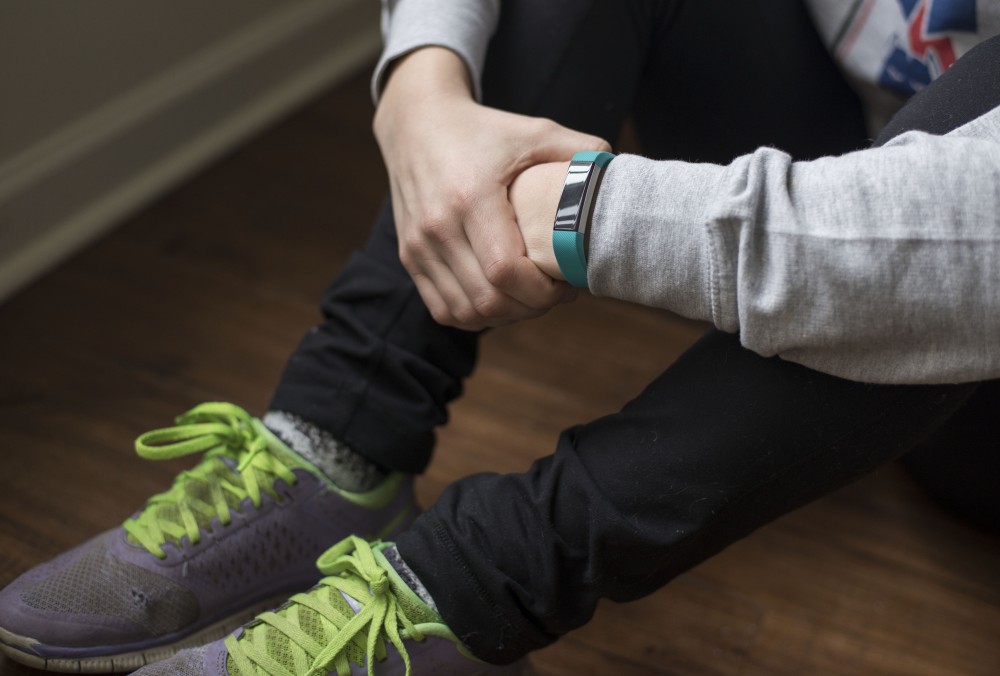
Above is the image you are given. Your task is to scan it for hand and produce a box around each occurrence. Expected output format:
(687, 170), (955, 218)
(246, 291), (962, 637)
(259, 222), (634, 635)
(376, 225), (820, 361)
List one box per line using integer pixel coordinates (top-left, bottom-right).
(507, 161), (570, 281)
(373, 48), (609, 330)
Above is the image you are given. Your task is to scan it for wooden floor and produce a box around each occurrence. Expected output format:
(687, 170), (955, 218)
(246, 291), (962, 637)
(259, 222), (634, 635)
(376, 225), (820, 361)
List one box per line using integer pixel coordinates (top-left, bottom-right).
(2, 66), (1000, 676)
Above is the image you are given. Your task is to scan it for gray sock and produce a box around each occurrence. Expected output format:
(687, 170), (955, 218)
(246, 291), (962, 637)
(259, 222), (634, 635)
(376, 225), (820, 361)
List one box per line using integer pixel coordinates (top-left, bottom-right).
(263, 410), (387, 492)
(384, 545), (439, 613)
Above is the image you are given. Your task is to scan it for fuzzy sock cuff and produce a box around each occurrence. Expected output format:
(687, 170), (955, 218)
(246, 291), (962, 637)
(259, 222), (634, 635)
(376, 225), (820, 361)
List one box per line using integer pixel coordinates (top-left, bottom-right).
(264, 410), (388, 492)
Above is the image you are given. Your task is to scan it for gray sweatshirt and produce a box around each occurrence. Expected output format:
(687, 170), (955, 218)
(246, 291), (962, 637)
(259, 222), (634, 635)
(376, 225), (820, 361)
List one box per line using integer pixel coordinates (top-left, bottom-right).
(374, 0), (1000, 384)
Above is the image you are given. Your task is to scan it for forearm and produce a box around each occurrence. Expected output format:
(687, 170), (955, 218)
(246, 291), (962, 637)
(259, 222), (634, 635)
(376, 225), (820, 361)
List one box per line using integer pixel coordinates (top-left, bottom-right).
(372, 0), (500, 103)
(588, 106), (1000, 384)
(374, 46), (473, 138)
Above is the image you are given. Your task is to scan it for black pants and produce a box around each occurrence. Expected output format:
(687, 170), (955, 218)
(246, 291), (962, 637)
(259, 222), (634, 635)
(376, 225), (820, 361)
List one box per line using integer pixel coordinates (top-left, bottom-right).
(270, 0), (1000, 663)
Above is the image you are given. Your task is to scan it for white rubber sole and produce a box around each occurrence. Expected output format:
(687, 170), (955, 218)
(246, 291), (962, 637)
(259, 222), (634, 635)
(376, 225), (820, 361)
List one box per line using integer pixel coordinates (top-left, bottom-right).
(0, 595), (289, 673)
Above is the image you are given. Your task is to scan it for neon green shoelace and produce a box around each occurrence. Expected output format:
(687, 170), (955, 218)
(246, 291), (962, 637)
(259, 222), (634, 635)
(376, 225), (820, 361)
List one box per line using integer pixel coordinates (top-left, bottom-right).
(123, 402), (298, 559)
(226, 536), (424, 676)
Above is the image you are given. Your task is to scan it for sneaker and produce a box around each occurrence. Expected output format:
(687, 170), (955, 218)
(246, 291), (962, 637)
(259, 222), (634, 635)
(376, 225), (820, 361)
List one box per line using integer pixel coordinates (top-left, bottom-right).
(132, 536), (530, 675)
(0, 403), (418, 673)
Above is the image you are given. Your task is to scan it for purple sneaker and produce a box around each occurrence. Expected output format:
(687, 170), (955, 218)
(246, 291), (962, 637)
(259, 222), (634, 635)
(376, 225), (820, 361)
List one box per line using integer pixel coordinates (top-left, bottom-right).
(0, 403), (418, 673)
(132, 536), (531, 676)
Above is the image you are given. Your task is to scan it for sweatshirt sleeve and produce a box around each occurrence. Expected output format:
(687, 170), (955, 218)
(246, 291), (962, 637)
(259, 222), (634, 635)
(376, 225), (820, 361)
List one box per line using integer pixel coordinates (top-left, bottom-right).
(587, 103), (1000, 385)
(371, 0), (500, 103)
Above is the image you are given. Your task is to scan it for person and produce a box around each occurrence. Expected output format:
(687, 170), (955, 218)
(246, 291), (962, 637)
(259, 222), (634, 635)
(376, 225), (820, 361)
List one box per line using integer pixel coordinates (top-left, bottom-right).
(1, 1), (998, 674)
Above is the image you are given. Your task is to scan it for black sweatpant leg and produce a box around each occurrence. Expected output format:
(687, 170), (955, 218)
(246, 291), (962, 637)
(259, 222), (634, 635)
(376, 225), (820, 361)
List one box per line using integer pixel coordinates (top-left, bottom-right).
(401, 333), (975, 661)
(268, 201), (480, 474)
(396, 28), (1000, 669)
(905, 381), (1000, 534)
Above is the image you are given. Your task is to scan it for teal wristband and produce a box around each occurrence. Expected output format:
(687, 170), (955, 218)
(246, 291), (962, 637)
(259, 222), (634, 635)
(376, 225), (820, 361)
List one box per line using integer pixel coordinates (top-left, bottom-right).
(552, 151), (615, 288)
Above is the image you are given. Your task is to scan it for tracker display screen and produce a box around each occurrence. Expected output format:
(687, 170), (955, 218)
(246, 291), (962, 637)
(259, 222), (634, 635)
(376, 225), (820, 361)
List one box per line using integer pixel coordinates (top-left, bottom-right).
(554, 162), (595, 231)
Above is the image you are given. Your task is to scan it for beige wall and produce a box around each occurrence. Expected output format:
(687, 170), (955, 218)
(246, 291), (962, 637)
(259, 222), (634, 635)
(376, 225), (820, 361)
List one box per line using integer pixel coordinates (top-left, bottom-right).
(0, 0), (380, 301)
(0, 1), (286, 160)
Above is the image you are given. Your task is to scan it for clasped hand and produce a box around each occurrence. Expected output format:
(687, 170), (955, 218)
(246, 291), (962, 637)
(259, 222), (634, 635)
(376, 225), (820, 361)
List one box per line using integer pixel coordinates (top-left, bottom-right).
(374, 48), (609, 331)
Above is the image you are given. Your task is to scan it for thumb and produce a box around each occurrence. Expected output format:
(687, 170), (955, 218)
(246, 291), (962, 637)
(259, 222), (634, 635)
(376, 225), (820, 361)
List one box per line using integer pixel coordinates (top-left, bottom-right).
(529, 120), (611, 163)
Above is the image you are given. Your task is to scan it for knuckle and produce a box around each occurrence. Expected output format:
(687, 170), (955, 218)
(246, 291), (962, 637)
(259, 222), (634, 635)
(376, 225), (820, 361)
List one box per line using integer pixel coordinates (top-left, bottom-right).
(483, 257), (518, 289)
(417, 212), (452, 245)
(531, 117), (557, 136)
(401, 225), (433, 257)
(397, 243), (422, 272)
(427, 304), (455, 327)
(594, 136), (612, 152)
(447, 183), (477, 214)
(473, 290), (509, 320)
(452, 305), (482, 327)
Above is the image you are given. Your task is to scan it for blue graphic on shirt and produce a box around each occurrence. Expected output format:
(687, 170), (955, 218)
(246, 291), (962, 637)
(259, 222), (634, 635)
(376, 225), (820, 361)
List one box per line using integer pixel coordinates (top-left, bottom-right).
(927, 0), (977, 32)
(880, 43), (934, 93)
(879, 0), (978, 96)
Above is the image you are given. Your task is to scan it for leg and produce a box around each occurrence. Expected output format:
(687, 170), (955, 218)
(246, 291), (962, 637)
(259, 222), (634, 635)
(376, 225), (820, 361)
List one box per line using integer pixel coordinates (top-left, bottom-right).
(397, 15), (1000, 667)
(268, 0), (660, 473)
(904, 381), (1000, 533)
(881, 37), (1000, 535)
(268, 200), (480, 473)
(400, 332), (976, 662)
(633, 0), (869, 162)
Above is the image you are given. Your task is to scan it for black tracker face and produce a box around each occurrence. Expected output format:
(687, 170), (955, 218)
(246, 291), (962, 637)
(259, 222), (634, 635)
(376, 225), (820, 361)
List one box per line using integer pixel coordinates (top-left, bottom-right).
(554, 161), (597, 232)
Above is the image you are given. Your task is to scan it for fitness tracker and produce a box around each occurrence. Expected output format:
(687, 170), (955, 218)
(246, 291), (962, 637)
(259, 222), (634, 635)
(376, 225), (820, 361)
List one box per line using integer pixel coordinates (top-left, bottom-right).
(552, 151), (615, 288)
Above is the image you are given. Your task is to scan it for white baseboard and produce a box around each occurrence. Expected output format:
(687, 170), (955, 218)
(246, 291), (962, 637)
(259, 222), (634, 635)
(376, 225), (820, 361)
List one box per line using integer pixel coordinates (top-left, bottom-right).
(0, 0), (380, 303)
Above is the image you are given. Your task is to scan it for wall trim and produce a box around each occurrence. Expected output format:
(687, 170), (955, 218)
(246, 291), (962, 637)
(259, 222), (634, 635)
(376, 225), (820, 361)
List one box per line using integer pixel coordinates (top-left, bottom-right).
(0, 0), (380, 302)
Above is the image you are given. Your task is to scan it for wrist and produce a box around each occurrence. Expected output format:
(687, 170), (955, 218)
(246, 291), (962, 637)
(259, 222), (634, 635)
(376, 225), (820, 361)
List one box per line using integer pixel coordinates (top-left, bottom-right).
(374, 47), (474, 146)
(381, 47), (472, 104)
(552, 151), (615, 288)
(509, 162), (569, 280)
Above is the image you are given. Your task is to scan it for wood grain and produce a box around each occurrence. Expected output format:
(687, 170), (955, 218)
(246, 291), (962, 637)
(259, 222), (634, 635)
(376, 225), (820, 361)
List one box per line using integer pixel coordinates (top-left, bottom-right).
(1, 67), (998, 676)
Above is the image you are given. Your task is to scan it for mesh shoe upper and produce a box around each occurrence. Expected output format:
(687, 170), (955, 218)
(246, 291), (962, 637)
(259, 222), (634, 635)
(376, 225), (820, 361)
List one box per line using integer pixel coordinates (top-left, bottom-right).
(18, 532), (198, 636)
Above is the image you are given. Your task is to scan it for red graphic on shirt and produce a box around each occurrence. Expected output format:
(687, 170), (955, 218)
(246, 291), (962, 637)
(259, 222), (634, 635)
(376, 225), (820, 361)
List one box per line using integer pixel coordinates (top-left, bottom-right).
(908, 2), (957, 70)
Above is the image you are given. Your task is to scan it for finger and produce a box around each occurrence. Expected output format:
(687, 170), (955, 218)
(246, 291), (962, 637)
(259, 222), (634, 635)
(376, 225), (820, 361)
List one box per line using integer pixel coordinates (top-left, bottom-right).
(390, 175), (469, 319)
(396, 220), (484, 329)
(404, 217), (544, 329)
(414, 259), (539, 330)
(402, 187), (551, 325)
(464, 191), (568, 311)
(410, 267), (478, 330)
(425, 233), (548, 327)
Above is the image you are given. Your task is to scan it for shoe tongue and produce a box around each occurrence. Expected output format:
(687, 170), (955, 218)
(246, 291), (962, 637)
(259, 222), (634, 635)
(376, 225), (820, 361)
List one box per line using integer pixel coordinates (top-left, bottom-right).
(126, 422), (292, 552)
(125, 453), (261, 550)
(316, 544), (441, 626)
(340, 589), (364, 614)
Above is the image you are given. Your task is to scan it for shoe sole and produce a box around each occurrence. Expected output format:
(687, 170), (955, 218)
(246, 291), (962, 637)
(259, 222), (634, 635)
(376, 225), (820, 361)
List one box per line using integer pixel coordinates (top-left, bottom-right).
(0, 594), (289, 673)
